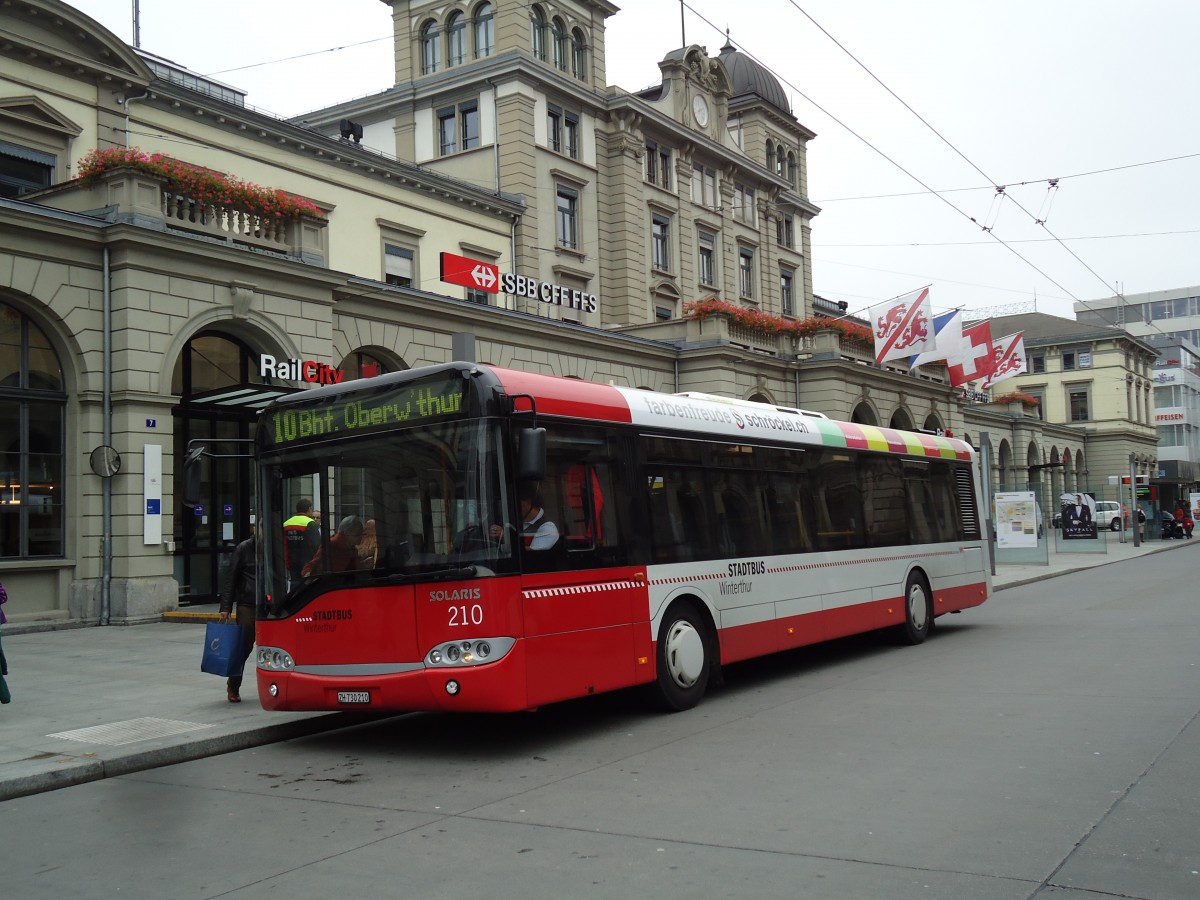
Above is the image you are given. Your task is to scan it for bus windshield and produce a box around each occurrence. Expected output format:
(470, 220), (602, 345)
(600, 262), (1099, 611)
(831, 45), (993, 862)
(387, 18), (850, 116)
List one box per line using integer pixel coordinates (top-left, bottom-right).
(261, 418), (514, 612)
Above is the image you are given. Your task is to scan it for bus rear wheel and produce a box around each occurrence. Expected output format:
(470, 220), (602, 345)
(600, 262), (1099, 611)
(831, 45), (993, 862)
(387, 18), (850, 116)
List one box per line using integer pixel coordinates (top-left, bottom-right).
(652, 603), (712, 711)
(897, 573), (933, 645)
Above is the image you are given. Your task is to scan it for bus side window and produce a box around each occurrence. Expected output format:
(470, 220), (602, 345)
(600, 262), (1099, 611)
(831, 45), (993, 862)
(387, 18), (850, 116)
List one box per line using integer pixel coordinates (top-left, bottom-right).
(535, 425), (628, 570)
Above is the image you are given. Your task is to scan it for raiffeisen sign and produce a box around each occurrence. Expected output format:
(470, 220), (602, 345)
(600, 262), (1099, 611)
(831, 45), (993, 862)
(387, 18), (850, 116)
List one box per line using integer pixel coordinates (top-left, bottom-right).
(440, 252), (598, 314)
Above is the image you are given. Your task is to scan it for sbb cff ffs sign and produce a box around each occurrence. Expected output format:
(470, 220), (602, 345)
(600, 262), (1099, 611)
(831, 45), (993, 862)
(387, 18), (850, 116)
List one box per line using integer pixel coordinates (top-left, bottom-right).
(440, 252), (498, 293)
(439, 252), (599, 313)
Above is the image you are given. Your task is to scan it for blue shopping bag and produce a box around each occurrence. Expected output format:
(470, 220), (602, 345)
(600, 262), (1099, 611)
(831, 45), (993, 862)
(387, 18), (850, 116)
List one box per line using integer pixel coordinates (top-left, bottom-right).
(201, 622), (245, 677)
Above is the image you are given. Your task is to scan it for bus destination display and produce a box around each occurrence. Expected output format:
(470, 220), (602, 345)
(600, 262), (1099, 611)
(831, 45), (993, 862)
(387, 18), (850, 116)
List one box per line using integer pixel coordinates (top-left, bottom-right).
(266, 379), (466, 448)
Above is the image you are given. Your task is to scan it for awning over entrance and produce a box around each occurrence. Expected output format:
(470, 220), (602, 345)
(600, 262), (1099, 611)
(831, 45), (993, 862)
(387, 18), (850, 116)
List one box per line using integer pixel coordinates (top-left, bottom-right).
(186, 385), (299, 410)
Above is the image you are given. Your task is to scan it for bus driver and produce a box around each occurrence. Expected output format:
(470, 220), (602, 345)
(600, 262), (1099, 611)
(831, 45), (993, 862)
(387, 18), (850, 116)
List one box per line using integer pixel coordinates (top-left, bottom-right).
(490, 482), (559, 550)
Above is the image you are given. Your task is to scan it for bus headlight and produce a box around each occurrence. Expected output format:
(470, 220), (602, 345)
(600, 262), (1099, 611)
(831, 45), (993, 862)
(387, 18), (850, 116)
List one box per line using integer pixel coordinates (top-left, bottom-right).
(257, 646), (295, 671)
(426, 636), (515, 667)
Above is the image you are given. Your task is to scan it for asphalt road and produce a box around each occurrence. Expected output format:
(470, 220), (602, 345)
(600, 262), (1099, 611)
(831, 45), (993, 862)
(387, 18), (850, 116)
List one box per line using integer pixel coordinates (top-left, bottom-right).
(4, 548), (1199, 900)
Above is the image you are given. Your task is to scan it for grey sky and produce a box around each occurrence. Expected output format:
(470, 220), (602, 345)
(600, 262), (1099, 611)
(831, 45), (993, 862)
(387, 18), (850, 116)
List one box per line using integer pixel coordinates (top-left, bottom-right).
(71, 0), (1200, 321)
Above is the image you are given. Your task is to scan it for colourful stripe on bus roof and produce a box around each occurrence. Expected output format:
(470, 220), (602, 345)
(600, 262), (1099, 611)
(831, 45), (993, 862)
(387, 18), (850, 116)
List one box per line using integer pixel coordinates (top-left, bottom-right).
(814, 419), (968, 460)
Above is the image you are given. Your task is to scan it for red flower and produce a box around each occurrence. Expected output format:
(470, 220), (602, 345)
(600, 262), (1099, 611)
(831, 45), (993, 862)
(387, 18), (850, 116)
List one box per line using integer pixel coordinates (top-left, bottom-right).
(75, 147), (325, 220)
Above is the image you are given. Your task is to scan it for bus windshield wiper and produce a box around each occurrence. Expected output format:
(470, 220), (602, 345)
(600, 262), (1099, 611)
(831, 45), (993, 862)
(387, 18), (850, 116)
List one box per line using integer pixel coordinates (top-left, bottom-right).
(372, 565), (478, 585)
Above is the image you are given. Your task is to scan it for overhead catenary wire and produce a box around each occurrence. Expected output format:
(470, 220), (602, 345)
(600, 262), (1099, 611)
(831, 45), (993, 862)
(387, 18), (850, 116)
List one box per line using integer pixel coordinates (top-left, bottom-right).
(681, 2), (1084, 312)
(813, 153), (1200, 203)
(776, 0), (1177, 333)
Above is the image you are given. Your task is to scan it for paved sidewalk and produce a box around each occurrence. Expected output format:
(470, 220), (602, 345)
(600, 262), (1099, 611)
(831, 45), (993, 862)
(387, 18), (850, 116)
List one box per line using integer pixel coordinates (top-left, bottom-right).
(1, 535), (1194, 801)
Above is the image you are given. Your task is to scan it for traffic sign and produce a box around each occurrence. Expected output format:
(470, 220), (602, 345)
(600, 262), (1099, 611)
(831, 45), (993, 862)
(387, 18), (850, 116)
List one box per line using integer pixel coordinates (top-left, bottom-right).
(440, 251), (499, 294)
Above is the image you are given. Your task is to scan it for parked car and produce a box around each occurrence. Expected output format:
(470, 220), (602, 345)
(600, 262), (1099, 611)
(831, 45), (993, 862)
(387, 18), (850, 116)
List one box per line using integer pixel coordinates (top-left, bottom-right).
(1094, 500), (1128, 531)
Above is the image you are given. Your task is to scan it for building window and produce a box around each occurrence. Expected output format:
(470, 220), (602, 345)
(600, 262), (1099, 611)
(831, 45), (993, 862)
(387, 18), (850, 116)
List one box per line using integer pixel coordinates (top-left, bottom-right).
(564, 111), (579, 159)
(691, 164), (717, 207)
(776, 214), (794, 249)
(655, 305), (674, 320)
(447, 11), (467, 66)
(766, 141), (775, 174)
(385, 244), (415, 287)
(1069, 388), (1090, 422)
(0, 301), (65, 558)
(461, 102), (480, 149)
(698, 231), (716, 287)
(548, 104), (577, 157)
(474, 2), (494, 57)
(739, 246), (756, 299)
(1025, 389), (1044, 419)
(420, 20), (441, 74)
(787, 152), (796, 186)
(571, 28), (587, 80)
(466, 286), (490, 305)
(556, 185), (578, 249)
(1031, 354), (1045, 374)
(652, 214), (671, 272)
(530, 6), (547, 60)
(1063, 351), (1076, 371)
(552, 17), (569, 70)
(645, 141), (671, 189)
(339, 350), (391, 381)
(0, 142), (54, 199)
(547, 105), (562, 152)
(437, 102), (479, 155)
(733, 182), (755, 224)
(437, 107), (457, 156)
(780, 267), (795, 316)
(775, 145), (787, 178)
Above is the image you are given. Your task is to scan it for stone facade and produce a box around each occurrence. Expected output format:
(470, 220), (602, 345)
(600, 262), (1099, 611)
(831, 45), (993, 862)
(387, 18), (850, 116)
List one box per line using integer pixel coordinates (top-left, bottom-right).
(0, 1), (1155, 628)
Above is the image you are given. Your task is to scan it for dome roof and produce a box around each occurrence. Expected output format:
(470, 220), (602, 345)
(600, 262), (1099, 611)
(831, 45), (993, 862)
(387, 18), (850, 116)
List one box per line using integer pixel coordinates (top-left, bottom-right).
(718, 39), (790, 115)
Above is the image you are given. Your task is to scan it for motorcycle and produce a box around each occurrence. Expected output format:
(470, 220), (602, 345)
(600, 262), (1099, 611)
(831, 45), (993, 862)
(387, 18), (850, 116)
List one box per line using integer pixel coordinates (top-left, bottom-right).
(1160, 512), (1185, 540)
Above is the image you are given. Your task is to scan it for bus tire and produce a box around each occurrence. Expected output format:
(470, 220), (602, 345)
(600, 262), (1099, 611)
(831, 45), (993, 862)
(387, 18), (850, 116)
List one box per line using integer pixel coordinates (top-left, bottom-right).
(652, 602), (712, 712)
(898, 572), (933, 645)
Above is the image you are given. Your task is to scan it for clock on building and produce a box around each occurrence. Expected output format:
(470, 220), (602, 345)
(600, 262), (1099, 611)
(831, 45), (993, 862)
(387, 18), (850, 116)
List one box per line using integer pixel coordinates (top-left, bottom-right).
(692, 93), (709, 128)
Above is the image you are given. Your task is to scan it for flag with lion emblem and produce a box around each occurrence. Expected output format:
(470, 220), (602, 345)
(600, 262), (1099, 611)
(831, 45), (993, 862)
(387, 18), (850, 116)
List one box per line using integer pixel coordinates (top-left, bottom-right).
(870, 287), (936, 365)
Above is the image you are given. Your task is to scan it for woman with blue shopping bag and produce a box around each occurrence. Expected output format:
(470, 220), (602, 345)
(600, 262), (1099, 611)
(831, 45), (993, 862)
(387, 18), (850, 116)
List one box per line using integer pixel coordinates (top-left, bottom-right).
(217, 533), (258, 703)
(1, 579), (11, 704)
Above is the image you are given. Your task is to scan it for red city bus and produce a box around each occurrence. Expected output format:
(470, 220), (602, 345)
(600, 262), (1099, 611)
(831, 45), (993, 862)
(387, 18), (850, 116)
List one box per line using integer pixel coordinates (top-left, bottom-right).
(254, 362), (990, 713)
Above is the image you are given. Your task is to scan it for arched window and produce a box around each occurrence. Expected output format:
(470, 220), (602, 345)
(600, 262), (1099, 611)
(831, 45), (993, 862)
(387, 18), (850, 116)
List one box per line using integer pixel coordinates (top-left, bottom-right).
(552, 17), (569, 70)
(474, 2), (494, 58)
(0, 300), (65, 558)
(765, 141), (775, 174)
(851, 402), (878, 426)
(337, 350), (396, 381)
(420, 19), (441, 74)
(530, 6), (547, 60)
(446, 11), (467, 66)
(787, 151), (797, 186)
(571, 28), (587, 80)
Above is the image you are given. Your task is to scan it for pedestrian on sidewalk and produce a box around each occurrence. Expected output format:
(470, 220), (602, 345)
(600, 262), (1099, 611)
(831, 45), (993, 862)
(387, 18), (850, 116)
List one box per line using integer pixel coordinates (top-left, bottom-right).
(0, 579), (11, 704)
(219, 534), (258, 703)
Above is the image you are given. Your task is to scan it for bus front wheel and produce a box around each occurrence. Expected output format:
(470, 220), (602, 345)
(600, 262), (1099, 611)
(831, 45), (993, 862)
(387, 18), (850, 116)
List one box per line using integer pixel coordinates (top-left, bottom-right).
(898, 573), (933, 645)
(652, 603), (712, 711)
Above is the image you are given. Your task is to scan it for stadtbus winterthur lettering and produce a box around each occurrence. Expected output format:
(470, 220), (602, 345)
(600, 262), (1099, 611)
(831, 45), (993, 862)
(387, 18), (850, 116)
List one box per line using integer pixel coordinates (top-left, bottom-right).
(268, 382), (464, 447)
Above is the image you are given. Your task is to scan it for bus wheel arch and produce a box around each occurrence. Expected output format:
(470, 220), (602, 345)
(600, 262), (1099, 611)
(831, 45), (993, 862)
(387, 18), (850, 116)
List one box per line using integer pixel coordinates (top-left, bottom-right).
(897, 567), (933, 645)
(651, 596), (717, 712)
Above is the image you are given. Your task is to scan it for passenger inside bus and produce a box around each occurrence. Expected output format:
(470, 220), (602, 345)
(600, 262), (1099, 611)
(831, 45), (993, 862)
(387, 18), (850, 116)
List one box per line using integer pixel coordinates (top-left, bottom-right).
(301, 515), (364, 577)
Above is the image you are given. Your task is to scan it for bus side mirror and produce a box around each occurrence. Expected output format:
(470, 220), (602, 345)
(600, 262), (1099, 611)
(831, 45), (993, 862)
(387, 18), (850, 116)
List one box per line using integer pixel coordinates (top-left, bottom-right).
(182, 446), (205, 509)
(517, 427), (546, 482)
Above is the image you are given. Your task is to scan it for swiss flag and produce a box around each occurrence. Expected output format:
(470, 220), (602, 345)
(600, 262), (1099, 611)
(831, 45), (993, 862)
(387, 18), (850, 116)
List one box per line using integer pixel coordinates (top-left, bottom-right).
(946, 321), (996, 387)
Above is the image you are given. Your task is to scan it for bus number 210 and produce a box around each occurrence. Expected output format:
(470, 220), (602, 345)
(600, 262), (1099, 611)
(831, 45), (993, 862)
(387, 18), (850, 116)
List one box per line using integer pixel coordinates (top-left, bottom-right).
(449, 605), (484, 627)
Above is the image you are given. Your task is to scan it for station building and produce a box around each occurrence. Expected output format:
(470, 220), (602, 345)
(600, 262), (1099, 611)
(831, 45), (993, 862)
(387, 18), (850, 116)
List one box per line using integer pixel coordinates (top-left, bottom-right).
(0, 0), (1156, 627)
